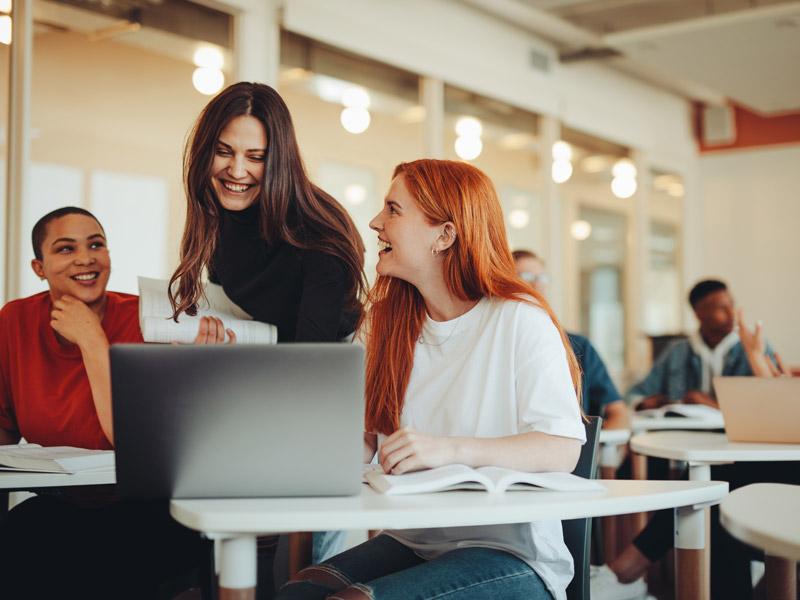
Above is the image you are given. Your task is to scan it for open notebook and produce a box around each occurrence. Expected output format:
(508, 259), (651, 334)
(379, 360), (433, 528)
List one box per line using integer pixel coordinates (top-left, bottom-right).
(0, 444), (114, 474)
(635, 403), (723, 426)
(138, 277), (277, 344)
(365, 464), (604, 495)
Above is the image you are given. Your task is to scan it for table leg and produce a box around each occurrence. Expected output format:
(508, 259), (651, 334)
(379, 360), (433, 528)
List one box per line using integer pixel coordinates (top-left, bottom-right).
(675, 504), (709, 600)
(600, 465), (618, 561)
(764, 555), (796, 600)
(687, 463), (712, 593)
(219, 536), (257, 600)
(630, 451), (649, 536)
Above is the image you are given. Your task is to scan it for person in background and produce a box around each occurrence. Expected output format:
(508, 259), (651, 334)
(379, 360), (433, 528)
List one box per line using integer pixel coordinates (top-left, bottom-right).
(0, 206), (218, 599)
(592, 282), (783, 600)
(628, 279), (767, 409)
(168, 81), (368, 595)
(277, 159), (585, 600)
(738, 308), (791, 377)
(512, 250), (629, 429)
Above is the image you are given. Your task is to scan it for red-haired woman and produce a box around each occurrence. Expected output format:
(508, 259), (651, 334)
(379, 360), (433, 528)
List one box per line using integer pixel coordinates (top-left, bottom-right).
(168, 81), (367, 592)
(277, 160), (586, 600)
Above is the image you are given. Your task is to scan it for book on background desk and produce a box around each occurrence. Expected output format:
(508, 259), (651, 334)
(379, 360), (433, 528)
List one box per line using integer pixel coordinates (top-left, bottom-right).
(365, 464), (604, 495)
(0, 445), (115, 474)
(138, 276), (277, 345)
(636, 403), (724, 425)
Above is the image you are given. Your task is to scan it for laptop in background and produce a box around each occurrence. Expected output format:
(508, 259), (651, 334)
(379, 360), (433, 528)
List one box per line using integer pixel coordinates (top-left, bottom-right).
(714, 376), (800, 443)
(111, 344), (364, 499)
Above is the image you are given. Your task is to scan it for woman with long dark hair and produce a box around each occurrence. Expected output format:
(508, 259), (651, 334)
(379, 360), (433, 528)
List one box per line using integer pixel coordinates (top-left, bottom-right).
(169, 81), (366, 343)
(168, 82), (367, 594)
(277, 159), (585, 600)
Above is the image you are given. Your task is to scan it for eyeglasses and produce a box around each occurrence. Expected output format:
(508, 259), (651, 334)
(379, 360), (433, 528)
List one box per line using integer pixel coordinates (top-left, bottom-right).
(519, 272), (551, 285)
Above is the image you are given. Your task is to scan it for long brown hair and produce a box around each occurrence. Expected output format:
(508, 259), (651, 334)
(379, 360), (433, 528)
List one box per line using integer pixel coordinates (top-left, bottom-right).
(169, 82), (366, 319)
(364, 159), (582, 435)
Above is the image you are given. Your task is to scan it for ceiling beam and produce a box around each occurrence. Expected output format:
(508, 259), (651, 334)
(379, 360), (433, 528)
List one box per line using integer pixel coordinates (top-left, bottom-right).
(604, 1), (800, 45)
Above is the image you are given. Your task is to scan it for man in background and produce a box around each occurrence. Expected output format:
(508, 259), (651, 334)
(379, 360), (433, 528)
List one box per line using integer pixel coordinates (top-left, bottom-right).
(512, 250), (628, 429)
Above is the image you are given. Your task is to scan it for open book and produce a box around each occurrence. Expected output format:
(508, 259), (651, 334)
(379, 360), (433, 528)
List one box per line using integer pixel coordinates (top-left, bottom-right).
(0, 445), (115, 474)
(365, 464), (604, 495)
(636, 403), (724, 425)
(138, 277), (277, 345)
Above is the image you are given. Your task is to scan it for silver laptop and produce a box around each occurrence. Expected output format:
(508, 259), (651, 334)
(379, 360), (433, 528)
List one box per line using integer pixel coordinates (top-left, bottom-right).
(111, 344), (364, 499)
(714, 376), (800, 443)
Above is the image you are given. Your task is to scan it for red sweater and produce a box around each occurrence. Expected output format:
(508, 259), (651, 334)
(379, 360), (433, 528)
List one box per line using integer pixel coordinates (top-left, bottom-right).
(0, 291), (143, 449)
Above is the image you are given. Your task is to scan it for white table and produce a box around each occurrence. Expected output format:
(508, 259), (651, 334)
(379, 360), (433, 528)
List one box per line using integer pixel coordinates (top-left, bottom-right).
(631, 431), (800, 596)
(171, 479), (728, 600)
(630, 431), (800, 481)
(598, 428), (631, 467)
(721, 483), (800, 600)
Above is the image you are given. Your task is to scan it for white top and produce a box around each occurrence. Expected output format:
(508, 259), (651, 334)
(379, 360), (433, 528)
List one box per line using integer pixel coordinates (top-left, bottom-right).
(631, 431), (800, 463)
(378, 297), (585, 600)
(170, 479), (728, 539)
(720, 483), (800, 561)
(688, 330), (739, 393)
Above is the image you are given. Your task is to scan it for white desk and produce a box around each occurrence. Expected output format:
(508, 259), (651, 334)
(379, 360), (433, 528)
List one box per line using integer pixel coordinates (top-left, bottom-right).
(630, 431), (800, 481)
(598, 429), (631, 468)
(171, 479), (728, 600)
(631, 431), (800, 596)
(721, 483), (800, 600)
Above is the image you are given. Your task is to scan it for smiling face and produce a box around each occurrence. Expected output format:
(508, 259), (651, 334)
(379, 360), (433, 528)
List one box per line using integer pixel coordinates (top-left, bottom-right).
(693, 289), (736, 340)
(210, 114), (267, 211)
(31, 213), (110, 307)
(369, 174), (450, 288)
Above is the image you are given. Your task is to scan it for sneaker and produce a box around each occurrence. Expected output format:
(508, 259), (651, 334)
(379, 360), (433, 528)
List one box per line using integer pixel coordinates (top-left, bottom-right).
(590, 564), (648, 600)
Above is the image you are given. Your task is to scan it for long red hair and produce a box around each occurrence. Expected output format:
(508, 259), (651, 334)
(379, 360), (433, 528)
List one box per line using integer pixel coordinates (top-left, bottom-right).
(364, 159), (582, 435)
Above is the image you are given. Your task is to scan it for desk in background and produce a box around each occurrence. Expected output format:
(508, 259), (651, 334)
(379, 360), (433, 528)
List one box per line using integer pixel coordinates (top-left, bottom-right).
(721, 483), (800, 600)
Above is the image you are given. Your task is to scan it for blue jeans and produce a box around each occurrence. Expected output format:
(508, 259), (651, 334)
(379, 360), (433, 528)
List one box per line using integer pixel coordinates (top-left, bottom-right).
(276, 534), (553, 600)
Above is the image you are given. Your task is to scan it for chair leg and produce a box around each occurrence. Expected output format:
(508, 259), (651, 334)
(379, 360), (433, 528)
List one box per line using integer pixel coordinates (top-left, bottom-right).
(201, 538), (218, 600)
(287, 532), (313, 578)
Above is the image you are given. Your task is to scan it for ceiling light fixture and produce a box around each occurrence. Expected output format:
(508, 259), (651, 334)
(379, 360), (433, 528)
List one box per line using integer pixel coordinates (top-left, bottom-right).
(0, 15), (10, 46)
(454, 116), (483, 161)
(192, 45), (225, 95)
(570, 220), (592, 241)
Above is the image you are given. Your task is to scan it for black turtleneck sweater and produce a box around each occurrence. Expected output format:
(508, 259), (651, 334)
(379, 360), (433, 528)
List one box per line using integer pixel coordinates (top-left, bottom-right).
(208, 205), (360, 343)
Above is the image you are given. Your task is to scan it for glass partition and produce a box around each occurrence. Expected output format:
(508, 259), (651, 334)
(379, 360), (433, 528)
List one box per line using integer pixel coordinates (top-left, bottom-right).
(279, 32), (425, 281)
(443, 85), (544, 254)
(645, 169), (684, 334)
(577, 206), (628, 374)
(20, 0), (232, 297)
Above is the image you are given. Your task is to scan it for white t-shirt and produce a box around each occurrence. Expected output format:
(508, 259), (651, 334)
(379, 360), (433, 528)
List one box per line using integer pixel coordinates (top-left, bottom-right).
(380, 296), (586, 600)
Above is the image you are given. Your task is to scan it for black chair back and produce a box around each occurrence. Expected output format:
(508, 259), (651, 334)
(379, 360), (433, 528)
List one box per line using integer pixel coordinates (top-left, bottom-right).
(563, 416), (602, 600)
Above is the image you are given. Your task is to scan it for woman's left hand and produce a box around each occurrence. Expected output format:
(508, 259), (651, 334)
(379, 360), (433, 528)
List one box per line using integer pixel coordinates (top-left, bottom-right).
(193, 316), (236, 345)
(378, 427), (456, 475)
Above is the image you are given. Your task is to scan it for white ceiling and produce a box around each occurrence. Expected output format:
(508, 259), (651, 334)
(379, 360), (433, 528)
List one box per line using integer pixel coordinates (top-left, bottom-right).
(475, 0), (800, 114)
(604, 3), (800, 114)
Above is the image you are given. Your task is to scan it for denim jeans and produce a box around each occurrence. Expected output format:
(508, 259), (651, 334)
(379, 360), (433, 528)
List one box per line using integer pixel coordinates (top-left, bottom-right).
(276, 534), (553, 600)
(263, 531), (348, 598)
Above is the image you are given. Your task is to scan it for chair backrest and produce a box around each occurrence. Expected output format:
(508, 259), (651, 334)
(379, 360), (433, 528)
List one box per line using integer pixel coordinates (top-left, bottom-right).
(563, 415), (602, 600)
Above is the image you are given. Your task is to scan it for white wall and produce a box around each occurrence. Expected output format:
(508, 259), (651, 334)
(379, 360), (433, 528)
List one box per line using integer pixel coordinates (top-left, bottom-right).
(700, 145), (800, 365)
